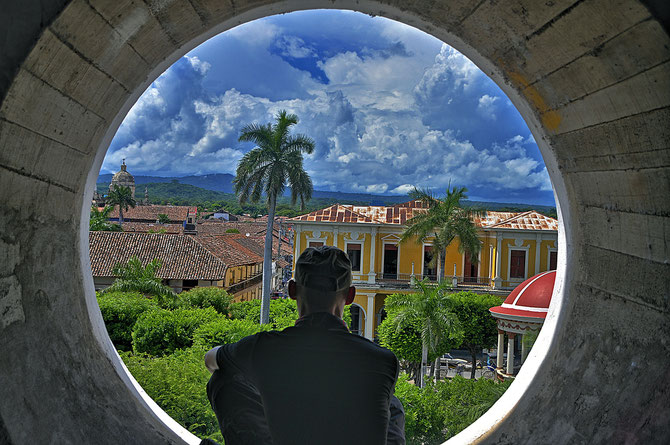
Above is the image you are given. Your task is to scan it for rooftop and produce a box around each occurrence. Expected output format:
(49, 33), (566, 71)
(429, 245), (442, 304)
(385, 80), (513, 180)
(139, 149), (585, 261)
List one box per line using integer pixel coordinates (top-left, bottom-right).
(291, 202), (558, 231)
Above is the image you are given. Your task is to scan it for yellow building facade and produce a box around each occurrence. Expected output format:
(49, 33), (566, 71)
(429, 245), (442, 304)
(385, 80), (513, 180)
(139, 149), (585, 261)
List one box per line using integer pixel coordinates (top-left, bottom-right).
(291, 202), (558, 339)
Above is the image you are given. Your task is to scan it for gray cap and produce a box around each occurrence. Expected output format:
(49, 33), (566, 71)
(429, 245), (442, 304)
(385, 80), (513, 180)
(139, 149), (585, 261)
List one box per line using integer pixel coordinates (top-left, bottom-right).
(295, 246), (352, 294)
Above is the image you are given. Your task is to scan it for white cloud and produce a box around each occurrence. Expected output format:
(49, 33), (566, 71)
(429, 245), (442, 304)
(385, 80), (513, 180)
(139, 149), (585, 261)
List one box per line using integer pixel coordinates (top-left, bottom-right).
(275, 35), (316, 58)
(477, 94), (499, 120)
(389, 184), (414, 194)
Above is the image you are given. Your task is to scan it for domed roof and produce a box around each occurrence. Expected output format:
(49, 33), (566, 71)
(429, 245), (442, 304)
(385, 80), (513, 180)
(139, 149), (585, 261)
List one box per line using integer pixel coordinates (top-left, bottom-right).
(489, 270), (556, 322)
(111, 161), (134, 183)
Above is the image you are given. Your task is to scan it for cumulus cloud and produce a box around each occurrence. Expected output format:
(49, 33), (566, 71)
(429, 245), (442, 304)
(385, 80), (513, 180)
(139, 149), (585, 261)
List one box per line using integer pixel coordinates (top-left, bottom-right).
(103, 11), (554, 206)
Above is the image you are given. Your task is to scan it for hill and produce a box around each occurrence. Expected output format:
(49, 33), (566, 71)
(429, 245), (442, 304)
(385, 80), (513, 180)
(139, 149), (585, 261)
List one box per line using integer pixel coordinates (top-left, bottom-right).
(96, 180), (557, 219)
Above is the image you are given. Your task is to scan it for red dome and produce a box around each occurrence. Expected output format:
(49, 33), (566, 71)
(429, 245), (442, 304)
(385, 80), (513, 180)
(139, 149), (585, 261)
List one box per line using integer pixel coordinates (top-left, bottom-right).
(489, 271), (556, 322)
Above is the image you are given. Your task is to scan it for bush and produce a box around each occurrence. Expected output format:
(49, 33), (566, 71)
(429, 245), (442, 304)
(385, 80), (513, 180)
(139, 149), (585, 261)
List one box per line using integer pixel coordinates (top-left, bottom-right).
(121, 347), (223, 442)
(193, 318), (273, 349)
(96, 291), (158, 351)
(225, 228), (240, 233)
(132, 307), (221, 356)
(393, 373), (512, 444)
(180, 287), (232, 315)
(229, 298), (299, 330)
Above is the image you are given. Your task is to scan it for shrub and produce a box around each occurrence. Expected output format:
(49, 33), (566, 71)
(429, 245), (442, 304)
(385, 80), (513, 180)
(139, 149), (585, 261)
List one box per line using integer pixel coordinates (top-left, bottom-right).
(96, 291), (158, 351)
(229, 298), (299, 330)
(121, 347), (223, 442)
(393, 373), (512, 444)
(193, 318), (273, 349)
(180, 287), (232, 315)
(132, 307), (221, 356)
(225, 228), (240, 233)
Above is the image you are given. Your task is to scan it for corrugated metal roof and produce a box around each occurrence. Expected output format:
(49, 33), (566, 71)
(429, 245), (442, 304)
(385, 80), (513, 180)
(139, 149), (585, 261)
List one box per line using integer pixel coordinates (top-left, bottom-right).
(291, 201), (557, 231)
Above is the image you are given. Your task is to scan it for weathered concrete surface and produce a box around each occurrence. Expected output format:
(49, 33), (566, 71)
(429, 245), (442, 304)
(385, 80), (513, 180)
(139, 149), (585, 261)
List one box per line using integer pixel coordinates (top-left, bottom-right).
(0, 0), (668, 444)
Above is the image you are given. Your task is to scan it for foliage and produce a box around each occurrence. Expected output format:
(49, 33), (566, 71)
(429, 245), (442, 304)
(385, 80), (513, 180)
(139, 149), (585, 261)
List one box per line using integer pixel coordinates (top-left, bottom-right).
(96, 291), (158, 351)
(193, 318), (273, 349)
(342, 305), (352, 329)
(107, 184), (136, 223)
(121, 347), (223, 442)
(179, 286), (232, 315)
(157, 213), (170, 224)
(382, 281), (463, 385)
(104, 256), (179, 308)
(147, 228), (167, 234)
(400, 185), (483, 279)
(446, 292), (502, 378)
(229, 298), (299, 330)
(234, 110), (315, 324)
(90, 206), (123, 232)
(225, 228), (240, 233)
(132, 307), (221, 356)
(394, 373), (511, 444)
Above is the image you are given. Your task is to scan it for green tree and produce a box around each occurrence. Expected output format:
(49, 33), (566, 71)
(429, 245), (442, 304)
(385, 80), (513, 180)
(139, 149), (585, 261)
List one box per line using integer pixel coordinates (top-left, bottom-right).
(400, 185), (483, 281)
(446, 291), (502, 379)
(107, 185), (136, 224)
(234, 110), (315, 324)
(179, 287), (232, 315)
(383, 280), (462, 387)
(89, 205), (122, 232)
(157, 213), (170, 224)
(104, 256), (178, 307)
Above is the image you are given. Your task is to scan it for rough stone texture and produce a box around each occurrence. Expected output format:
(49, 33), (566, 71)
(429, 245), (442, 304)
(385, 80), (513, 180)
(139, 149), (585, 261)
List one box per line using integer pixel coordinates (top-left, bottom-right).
(0, 0), (668, 444)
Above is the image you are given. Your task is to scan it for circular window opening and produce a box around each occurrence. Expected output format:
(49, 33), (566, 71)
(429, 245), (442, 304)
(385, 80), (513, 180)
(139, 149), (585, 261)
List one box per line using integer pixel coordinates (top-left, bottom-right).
(84, 7), (568, 445)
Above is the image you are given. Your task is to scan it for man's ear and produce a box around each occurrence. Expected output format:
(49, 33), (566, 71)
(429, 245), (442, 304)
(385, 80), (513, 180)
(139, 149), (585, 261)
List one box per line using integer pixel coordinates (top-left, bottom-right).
(345, 286), (355, 305)
(288, 279), (297, 300)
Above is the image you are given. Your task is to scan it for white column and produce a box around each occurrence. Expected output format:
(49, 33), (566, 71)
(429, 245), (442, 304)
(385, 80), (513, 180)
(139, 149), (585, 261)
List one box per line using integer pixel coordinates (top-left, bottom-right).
(497, 330), (505, 369)
(365, 295), (375, 340)
(293, 225), (301, 274)
(489, 244), (494, 286)
(535, 233), (542, 275)
(506, 333), (515, 375)
(368, 227), (377, 283)
(521, 334), (528, 364)
(333, 227), (339, 249)
(494, 232), (503, 288)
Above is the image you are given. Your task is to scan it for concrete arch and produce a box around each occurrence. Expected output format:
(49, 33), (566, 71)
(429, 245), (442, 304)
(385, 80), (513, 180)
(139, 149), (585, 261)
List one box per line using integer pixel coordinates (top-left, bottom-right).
(0, 1), (668, 443)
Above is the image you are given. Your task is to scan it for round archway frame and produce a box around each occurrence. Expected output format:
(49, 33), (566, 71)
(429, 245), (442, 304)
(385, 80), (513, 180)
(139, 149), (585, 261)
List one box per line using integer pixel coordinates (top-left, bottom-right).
(0, 1), (668, 443)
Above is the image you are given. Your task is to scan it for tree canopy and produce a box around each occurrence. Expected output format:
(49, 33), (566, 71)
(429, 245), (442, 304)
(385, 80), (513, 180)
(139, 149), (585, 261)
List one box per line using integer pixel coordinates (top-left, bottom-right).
(400, 185), (483, 280)
(234, 110), (314, 324)
(107, 185), (136, 223)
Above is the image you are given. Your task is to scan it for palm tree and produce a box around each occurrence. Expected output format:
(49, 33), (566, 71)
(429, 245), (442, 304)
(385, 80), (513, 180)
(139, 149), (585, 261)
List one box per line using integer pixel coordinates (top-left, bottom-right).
(107, 185), (136, 224)
(104, 257), (178, 307)
(89, 206), (122, 232)
(385, 279), (461, 387)
(234, 110), (314, 324)
(400, 185), (483, 282)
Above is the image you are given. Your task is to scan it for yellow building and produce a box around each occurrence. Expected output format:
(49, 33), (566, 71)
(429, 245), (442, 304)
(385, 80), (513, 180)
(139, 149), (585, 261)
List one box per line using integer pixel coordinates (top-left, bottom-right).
(291, 201), (558, 339)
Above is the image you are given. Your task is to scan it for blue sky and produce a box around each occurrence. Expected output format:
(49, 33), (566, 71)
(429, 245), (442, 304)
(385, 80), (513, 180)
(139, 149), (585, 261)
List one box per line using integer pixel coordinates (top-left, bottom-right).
(103, 10), (555, 206)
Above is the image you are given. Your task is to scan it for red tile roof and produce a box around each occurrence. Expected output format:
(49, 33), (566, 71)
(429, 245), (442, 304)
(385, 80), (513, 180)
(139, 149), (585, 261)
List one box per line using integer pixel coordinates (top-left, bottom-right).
(121, 222), (183, 234)
(291, 201), (557, 231)
(108, 205), (197, 222)
(89, 232), (227, 280)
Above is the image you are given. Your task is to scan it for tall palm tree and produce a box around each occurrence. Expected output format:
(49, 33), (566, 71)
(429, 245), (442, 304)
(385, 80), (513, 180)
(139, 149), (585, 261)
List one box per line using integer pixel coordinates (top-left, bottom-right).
(234, 110), (314, 324)
(107, 185), (136, 224)
(386, 279), (461, 387)
(400, 185), (483, 282)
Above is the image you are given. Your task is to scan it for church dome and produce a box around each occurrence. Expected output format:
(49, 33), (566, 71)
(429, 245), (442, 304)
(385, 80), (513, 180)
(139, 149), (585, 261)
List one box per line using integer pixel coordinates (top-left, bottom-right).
(489, 270), (556, 323)
(109, 160), (135, 196)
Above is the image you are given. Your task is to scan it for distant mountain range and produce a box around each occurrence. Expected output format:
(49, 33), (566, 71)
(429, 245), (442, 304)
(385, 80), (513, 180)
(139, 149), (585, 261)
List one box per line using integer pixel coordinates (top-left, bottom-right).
(97, 173), (556, 215)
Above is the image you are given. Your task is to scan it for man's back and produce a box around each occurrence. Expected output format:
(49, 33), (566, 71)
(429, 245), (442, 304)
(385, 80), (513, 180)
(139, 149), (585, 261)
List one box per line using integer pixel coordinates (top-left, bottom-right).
(212, 312), (399, 445)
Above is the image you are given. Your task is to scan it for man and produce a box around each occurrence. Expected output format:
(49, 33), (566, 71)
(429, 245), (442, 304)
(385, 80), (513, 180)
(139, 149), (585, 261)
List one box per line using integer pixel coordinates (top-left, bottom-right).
(205, 246), (405, 445)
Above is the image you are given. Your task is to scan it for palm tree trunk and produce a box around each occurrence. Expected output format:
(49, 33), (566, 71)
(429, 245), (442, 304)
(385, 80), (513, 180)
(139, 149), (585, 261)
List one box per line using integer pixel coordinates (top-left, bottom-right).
(436, 249), (443, 283)
(420, 344), (428, 388)
(260, 194), (276, 325)
(434, 356), (441, 380)
(470, 347), (478, 379)
(119, 207), (124, 224)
